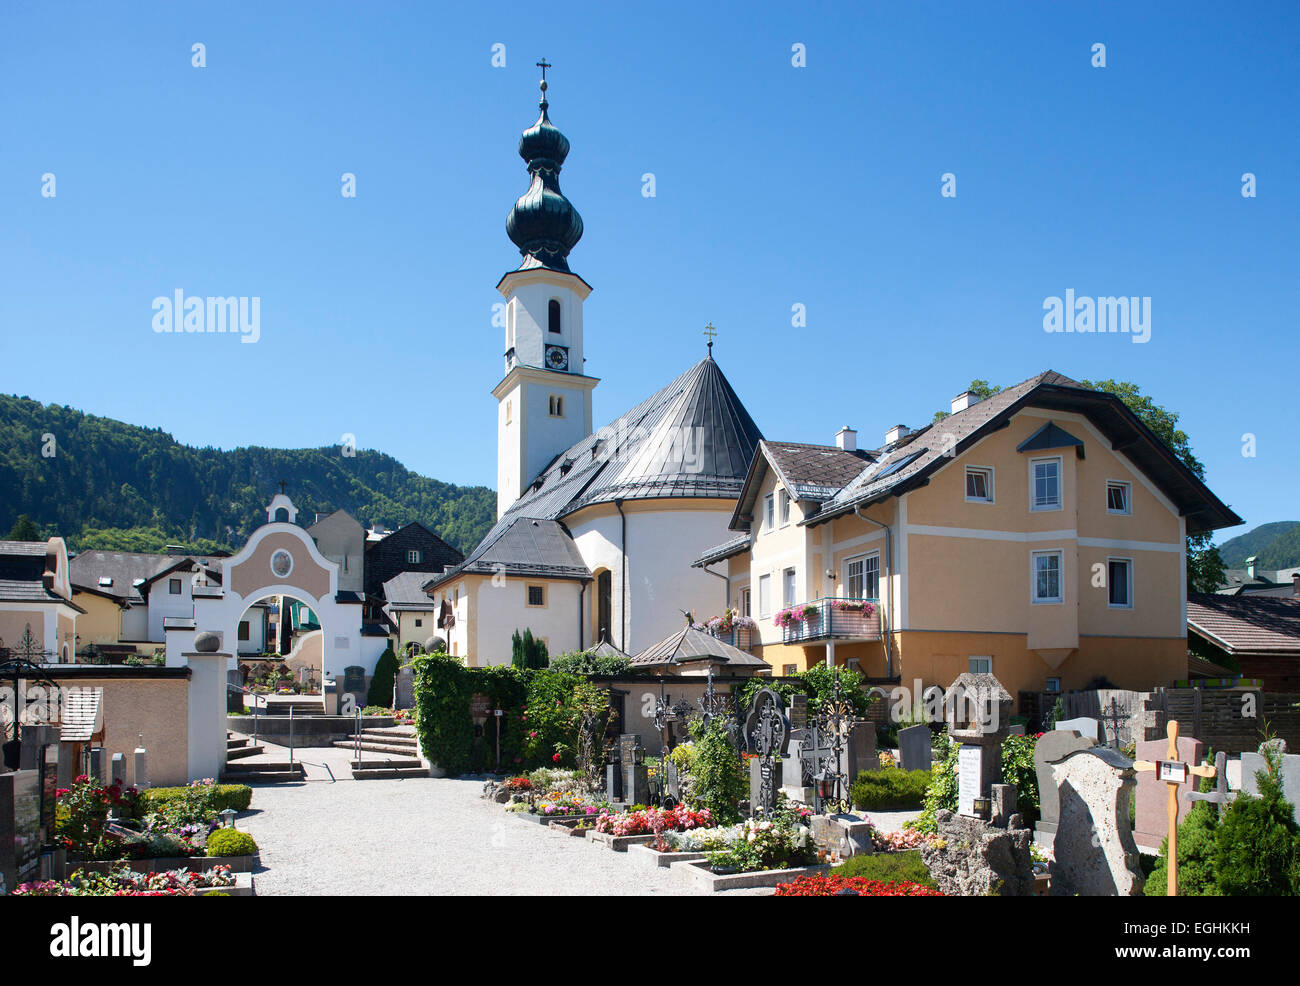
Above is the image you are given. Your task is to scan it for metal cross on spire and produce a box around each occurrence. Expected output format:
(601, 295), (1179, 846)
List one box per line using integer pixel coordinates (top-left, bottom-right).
(703, 322), (717, 353)
(537, 57), (551, 101)
(277, 479), (288, 495)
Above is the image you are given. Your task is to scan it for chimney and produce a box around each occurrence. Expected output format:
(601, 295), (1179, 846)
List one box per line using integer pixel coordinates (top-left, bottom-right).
(885, 424), (911, 445)
(1292, 572), (1299, 597)
(1246, 556), (1258, 580)
(835, 426), (857, 452)
(951, 390), (980, 414)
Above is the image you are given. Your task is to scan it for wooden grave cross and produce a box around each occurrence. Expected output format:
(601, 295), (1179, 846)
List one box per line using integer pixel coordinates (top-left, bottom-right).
(1133, 720), (1216, 896)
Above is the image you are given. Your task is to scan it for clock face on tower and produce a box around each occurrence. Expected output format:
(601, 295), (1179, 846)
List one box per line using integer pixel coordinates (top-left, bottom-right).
(545, 345), (569, 371)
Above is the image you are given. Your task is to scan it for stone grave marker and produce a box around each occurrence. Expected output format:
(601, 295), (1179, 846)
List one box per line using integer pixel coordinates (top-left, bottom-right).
(1240, 740), (1300, 823)
(786, 693), (809, 732)
(110, 752), (127, 787)
(839, 719), (877, 786)
(0, 769), (41, 894)
(620, 734), (649, 806)
(1049, 747), (1144, 896)
(604, 742), (623, 802)
(946, 672), (1012, 819)
(1055, 716), (1100, 743)
(1033, 728), (1096, 849)
(898, 723), (931, 772)
(1133, 723), (1203, 853)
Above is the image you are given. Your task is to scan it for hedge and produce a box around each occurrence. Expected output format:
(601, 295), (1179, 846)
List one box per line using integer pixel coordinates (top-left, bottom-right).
(142, 784), (253, 813)
(831, 849), (937, 889)
(850, 768), (932, 811)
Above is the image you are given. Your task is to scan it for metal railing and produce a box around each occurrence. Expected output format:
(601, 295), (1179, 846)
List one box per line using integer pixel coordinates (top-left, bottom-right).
(777, 597), (881, 644)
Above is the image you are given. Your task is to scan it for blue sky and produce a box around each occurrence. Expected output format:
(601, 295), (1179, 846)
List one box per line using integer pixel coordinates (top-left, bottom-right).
(2, 1), (1296, 543)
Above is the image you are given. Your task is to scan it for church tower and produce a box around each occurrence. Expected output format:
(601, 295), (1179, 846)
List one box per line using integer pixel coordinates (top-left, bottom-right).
(493, 64), (598, 518)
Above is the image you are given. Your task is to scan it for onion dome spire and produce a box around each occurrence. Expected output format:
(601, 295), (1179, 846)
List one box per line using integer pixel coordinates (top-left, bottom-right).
(505, 60), (584, 273)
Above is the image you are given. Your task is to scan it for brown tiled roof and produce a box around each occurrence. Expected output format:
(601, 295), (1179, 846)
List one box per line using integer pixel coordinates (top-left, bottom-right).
(1187, 594), (1300, 655)
(60, 687), (104, 743)
(762, 441), (874, 501)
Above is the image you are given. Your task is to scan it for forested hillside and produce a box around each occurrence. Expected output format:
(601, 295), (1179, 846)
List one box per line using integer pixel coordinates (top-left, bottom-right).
(0, 394), (495, 555)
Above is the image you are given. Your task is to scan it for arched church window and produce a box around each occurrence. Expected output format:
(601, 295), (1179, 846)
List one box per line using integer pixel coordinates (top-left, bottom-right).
(548, 298), (561, 333)
(507, 300), (515, 345)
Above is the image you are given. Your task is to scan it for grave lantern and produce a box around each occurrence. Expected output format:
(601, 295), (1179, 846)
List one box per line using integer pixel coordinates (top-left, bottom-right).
(219, 807), (238, 829)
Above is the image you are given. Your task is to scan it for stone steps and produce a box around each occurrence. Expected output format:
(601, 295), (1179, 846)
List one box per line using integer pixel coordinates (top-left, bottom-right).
(225, 744), (266, 760)
(350, 760), (429, 780)
(331, 739), (419, 756)
(221, 761), (306, 784)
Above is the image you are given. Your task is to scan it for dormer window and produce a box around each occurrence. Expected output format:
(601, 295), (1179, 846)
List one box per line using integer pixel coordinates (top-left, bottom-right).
(548, 299), (561, 333)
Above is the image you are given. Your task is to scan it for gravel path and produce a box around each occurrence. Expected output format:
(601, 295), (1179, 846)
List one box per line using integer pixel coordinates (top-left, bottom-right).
(235, 746), (728, 895)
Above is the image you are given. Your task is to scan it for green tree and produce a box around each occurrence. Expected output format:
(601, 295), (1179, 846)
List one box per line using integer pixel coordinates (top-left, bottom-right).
(6, 514), (41, 541)
(367, 645), (400, 708)
(1211, 747), (1300, 896)
(511, 628), (549, 670)
(1082, 379), (1226, 593)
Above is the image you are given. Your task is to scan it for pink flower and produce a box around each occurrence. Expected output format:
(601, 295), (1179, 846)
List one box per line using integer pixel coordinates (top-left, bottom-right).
(552, 753), (561, 763)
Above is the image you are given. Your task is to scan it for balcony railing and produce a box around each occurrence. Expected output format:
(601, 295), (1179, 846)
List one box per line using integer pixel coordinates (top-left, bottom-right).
(777, 597), (880, 645)
(710, 626), (755, 651)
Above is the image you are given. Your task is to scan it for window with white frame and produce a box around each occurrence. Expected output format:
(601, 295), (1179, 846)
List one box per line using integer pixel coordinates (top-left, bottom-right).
(779, 489), (791, 526)
(1106, 480), (1131, 515)
(783, 567), (797, 607)
(1107, 558), (1132, 608)
(968, 656), (992, 674)
(758, 574), (771, 617)
(1032, 550), (1063, 603)
(764, 494), (775, 532)
(1030, 457), (1062, 511)
(845, 553), (880, 600)
(407, 549), (423, 564)
(965, 466), (994, 503)
(739, 587), (751, 618)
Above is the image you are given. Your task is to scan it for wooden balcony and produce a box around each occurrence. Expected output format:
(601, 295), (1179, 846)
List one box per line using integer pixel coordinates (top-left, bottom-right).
(778, 597), (881, 645)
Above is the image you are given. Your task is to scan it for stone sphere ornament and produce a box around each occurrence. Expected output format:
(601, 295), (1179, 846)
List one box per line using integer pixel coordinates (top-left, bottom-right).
(194, 631), (221, 653)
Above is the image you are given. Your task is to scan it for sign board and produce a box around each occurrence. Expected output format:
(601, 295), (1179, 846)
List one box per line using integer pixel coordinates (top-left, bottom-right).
(469, 694), (490, 720)
(957, 744), (982, 817)
(1158, 760), (1188, 784)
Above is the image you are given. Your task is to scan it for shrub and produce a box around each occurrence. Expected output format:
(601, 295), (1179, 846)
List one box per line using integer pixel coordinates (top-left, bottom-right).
(910, 740), (960, 834)
(548, 650), (631, 677)
(1000, 733), (1040, 823)
(1212, 748), (1300, 896)
(831, 849), (938, 889)
(412, 652), (475, 776)
(850, 769), (932, 811)
(367, 646), (399, 708)
(205, 828), (259, 857)
(1145, 800), (1221, 897)
(688, 717), (747, 824)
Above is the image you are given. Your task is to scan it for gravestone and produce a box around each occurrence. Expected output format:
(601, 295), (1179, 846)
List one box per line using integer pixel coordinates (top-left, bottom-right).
(1240, 740), (1300, 823)
(1033, 729), (1096, 849)
(780, 730), (815, 803)
(745, 687), (789, 818)
(1055, 717), (1100, 743)
(0, 769), (41, 894)
(343, 666), (366, 707)
(604, 743), (623, 802)
(809, 813), (874, 859)
(946, 673), (1013, 818)
(898, 724), (932, 772)
(620, 734), (648, 805)
(787, 694), (809, 732)
(87, 747), (105, 784)
(1049, 747), (1144, 896)
(921, 808), (1035, 896)
(839, 720), (877, 786)
(110, 752), (127, 787)
(1134, 729), (1203, 852)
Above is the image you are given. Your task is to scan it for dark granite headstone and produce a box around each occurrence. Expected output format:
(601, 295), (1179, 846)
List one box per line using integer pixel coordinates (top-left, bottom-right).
(787, 694), (809, 732)
(0, 770), (41, 894)
(898, 724), (931, 772)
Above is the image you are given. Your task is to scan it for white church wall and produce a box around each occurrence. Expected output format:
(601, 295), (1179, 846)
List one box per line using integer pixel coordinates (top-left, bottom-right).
(569, 503), (733, 656)
(472, 577), (583, 666)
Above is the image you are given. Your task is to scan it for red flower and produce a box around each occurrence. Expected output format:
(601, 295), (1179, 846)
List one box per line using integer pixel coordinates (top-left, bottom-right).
(773, 875), (944, 897)
(552, 753), (561, 763)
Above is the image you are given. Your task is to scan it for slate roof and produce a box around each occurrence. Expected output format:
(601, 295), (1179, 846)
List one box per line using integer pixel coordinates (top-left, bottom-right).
(589, 639), (630, 660)
(431, 517), (592, 585)
(0, 540), (77, 607)
(1187, 595), (1300, 655)
(69, 550), (215, 604)
(629, 624), (771, 670)
(693, 533), (752, 568)
(797, 370), (1241, 536)
(382, 572), (437, 611)
(430, 355), (762, 589)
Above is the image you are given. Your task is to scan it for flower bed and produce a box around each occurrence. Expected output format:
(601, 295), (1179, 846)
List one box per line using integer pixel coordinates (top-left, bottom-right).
(773, 874), (944, 896)
(593, 805), (713, 837)
(15, 864), (238, 897)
